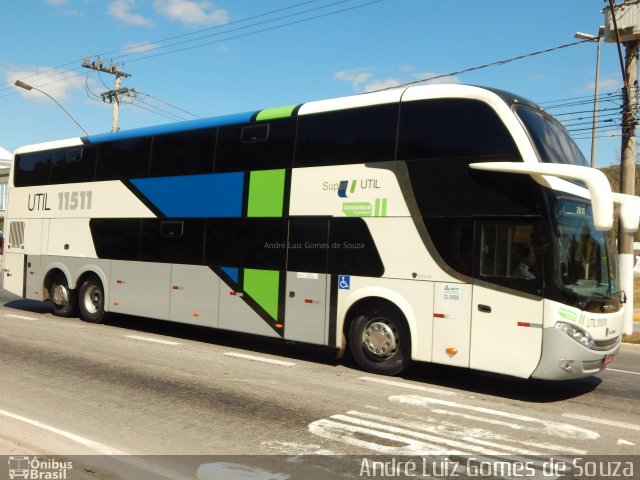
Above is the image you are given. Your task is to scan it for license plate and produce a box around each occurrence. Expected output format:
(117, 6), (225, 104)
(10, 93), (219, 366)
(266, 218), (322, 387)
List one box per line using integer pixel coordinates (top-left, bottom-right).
(603, 354), (615, 367)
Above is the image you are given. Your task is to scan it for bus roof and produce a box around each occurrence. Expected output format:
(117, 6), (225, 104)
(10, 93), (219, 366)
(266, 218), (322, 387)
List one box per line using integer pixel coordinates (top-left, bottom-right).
(15, 84), (539, 153)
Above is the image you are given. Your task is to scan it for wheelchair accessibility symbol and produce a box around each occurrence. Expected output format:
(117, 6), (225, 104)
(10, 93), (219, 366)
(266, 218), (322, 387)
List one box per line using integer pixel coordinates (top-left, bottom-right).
(338, 275), (350, 290)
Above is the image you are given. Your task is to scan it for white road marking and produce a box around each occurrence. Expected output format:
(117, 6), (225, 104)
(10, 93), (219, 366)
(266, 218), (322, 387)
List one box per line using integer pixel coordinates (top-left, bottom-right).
(390, 395), (600, 440)
(617, 438), (636, 446)
(0, 408), (125, 455)
(606, 368), (640, 375)
(309, 417), (469, 455)
(4, 314), (37, 321)
(562, 413), (640, 432)
(0, 408), (195, 479)
(335, 411), (528, 455)
(358, 376), (456, 396)
(224, 352), (295, 367)
(389, 409), (588, 455)
(125, 335), (181, 346)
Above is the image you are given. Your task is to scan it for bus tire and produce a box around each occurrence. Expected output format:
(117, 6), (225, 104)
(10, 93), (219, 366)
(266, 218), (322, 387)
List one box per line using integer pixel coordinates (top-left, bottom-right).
(78, 275), (106, 324)
(49, 274), (77, 318)
(348, 302), (411, 375)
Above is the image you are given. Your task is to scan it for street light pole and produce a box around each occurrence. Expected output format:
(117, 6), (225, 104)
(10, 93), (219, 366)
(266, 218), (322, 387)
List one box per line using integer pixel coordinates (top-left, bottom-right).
(14, 80), (89, 136)
(575, 27), (605, 168)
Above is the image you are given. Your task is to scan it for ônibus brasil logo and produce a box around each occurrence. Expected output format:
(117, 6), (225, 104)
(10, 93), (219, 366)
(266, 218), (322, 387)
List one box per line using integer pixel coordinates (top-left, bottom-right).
(8, 457), (73, 480)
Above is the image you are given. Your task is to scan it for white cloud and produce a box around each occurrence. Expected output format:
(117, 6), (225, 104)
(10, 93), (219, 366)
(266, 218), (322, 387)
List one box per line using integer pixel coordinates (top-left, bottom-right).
(333, 69), (375, 90)
(121, 40), (160, 55)
(583, 76), (621, 92)
(108, 0), (154, 27)
(7, 66), (85, 103)
(153, 0), (228, 27)
(412, 72), (461, 85)
(362, 77), (403, 92)
(335, 66), (460, 93)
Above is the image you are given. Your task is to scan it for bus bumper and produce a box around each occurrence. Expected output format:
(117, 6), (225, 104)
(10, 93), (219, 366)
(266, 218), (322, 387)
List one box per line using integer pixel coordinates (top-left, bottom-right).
(530, 327), (621, 380)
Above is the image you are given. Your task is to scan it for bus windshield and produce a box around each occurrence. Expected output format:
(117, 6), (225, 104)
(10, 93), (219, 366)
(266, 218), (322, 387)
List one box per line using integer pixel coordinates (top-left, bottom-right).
(514, 105), (588, 167)
(555, 199), (619, 300)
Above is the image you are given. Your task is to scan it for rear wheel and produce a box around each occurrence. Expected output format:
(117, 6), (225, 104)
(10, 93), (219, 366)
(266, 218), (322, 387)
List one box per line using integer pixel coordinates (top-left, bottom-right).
(78, 276), (106, 323)
(348, 302), (411, 375)
(49, 274), (76, 317)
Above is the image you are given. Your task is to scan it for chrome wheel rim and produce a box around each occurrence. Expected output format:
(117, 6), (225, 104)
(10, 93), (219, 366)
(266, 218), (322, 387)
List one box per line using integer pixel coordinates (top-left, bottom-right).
(362, 319), (399, 359)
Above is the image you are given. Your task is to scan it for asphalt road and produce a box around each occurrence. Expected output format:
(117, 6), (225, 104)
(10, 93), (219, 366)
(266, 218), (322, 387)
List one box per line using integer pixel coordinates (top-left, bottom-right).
(0, 288), (638, 479)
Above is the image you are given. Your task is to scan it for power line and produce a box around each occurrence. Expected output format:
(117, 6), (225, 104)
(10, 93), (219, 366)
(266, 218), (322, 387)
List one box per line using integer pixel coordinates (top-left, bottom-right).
(0, 0), (379, 96)
(120, 0), (385, 65)
(109, 0), (363, 64)
(367, 39), (593, 93)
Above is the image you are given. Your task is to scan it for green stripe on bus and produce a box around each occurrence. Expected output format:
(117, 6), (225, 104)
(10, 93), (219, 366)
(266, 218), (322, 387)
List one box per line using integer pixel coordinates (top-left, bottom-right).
(244, 269), (279, 320)
(255, 105), (298, 121)
(247, 169), (286, 217)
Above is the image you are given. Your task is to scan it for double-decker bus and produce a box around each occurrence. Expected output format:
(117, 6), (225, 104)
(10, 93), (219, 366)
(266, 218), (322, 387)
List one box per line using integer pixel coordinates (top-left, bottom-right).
(4, 84), (636, 379)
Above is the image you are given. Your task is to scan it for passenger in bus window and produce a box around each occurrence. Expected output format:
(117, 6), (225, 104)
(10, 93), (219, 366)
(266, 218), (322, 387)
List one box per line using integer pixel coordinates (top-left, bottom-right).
(513, 245), (536, 279)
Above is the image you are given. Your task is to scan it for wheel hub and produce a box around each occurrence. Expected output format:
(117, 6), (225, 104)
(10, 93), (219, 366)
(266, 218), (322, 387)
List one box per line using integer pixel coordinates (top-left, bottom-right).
(83, 285), (102, 314)
(363, 320), (398, 359)
(52, 285), (68, 306)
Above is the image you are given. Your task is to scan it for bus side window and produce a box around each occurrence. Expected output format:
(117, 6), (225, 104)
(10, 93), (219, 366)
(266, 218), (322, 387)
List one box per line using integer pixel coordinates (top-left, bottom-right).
(95, 138), (151, 181)
(90, 219), (142, 261)
(14, 151), (52, 187)
(424, 218), (474, 277)
(327, 218), (384, 277)
(50, 147), (96, 184)
(477, 222), (541, 294)
(287, 217), (329, 273)
(150, 129), (216, 177)
(215, 117), (295, 173)
(295, 104), (398, 167)
(204, 218), (288, 271)
(141, 219), (205, 265)
(397, 99), (518, 161)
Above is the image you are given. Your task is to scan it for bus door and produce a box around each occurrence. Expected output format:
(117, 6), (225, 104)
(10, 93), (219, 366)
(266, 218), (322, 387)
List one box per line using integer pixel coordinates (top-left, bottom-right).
(284, 217), (330, 345)
(469, 220), (544, 378)
(3, 219), (43, 297)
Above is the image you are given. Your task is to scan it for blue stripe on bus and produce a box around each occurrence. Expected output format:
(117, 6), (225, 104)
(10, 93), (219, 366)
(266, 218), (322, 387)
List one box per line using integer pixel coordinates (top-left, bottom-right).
(131, 172), (244, 217)
(221, 267), (239, 284)
(85, 112), (256, 144)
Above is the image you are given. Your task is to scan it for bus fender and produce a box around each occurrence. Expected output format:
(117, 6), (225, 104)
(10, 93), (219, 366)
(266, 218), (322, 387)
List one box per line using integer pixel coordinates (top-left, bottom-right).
(75, 265), (110, 309)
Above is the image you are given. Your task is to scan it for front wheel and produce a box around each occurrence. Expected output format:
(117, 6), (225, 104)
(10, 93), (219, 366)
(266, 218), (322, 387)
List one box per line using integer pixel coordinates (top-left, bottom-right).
(348, 303), (411, 375)
(78, 276), (106, 324)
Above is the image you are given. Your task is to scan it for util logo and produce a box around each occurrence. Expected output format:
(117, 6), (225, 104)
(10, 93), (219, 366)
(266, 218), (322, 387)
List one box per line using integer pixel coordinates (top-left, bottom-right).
(338, 179), (381, 197)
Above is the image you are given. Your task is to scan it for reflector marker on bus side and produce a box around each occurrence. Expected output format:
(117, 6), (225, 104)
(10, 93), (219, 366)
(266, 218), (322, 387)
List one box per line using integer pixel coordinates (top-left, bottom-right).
(433, 313), (453, 319)
(517, 322), (542, 328)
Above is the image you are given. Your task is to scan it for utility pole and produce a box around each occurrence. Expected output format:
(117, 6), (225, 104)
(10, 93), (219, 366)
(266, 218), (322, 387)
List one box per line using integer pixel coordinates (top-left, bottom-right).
(619, 39), (638, 335)
(82, 57), (132, 132)
(604, 0), (640, 335)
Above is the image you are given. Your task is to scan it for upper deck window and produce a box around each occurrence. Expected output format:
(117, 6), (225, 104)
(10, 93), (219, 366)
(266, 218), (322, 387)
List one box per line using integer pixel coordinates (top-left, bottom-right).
(397, 98), (519, 160)
(215, 117), (295, 173)
(295, 104), (398, 167)
(514, 105), (587, 167)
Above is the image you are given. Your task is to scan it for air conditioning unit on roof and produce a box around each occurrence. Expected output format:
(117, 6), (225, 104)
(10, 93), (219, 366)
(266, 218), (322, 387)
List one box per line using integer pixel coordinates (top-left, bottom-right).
(604, 0), (640, 43)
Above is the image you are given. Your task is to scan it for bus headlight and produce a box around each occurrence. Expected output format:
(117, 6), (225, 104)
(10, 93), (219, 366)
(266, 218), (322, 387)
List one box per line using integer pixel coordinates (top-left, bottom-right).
(555, 321), (595, 349)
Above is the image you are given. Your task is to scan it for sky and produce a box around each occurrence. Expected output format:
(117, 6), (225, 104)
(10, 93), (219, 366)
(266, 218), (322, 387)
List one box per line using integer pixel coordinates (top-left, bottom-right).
(0, 0), (631, 167)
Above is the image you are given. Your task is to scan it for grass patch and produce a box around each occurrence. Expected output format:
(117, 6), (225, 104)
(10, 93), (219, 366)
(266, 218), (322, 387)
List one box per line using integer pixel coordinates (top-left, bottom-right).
(623, 333), (640, 344)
